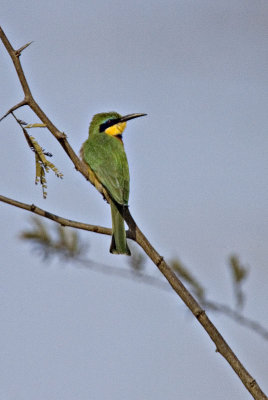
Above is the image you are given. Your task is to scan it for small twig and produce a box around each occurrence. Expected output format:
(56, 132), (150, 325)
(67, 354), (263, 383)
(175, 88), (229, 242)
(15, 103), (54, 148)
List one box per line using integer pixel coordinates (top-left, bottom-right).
(0, 194), (112, 236)
(75, 256), (171, 291)
(11, 112), (63, 198)
(203, 301), (268, 341)
(0, 27), (64, 140)
(0, 100), (27, 122)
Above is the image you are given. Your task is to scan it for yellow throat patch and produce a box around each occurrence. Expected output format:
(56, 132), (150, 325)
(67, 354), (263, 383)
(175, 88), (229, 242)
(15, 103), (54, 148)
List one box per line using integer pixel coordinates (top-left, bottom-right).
(105, 122), (127, 137)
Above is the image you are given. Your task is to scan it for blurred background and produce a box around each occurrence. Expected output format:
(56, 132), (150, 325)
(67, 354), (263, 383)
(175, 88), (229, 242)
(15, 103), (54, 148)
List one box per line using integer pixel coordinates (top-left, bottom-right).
(1, 1), (267, 399)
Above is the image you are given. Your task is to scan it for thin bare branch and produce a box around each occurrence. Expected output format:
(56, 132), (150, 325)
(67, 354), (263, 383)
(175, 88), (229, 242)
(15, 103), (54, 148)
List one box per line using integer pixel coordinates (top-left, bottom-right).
(0, 27), (64, 140)
(0, 99), (27, 121)
(204, 301), (268, 341)
(0, 26), (267, 400)
(0, 194), (112, 236)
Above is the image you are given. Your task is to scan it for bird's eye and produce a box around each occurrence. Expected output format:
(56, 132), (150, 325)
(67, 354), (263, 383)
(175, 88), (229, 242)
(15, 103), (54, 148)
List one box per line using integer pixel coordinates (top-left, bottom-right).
(99, 118), (118, 132)
(100, 119), (112, 132)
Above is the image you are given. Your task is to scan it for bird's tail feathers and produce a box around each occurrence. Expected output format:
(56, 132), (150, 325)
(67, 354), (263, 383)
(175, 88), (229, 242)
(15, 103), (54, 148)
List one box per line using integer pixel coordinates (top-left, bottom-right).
(110, 201), (131, 255)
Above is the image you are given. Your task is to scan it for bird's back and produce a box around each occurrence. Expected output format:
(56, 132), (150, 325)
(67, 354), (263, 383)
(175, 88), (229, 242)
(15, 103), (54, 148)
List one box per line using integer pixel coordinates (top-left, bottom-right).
(83, 132), (130, 205)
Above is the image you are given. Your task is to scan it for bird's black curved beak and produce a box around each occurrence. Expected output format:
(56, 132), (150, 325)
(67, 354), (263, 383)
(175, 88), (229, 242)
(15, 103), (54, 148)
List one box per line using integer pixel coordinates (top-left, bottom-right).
(119, 113), (147, 123)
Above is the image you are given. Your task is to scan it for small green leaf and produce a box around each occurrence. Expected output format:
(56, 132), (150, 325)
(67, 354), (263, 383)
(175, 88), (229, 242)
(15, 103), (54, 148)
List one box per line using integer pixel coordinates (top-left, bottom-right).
(24, 123), (47, 128)
(20, 217), (86, 260)
(171, 259), (205, 301)
(23, 129), (63, 198)
(228, 254), (249, 310)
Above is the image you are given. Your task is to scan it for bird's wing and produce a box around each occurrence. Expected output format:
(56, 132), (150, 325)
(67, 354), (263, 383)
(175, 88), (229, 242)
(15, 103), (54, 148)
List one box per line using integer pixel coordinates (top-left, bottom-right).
(83, 134), (129, 205)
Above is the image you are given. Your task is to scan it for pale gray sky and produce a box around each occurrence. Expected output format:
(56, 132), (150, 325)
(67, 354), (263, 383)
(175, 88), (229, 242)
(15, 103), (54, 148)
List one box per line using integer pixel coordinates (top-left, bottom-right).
(1, 1), (268, 399)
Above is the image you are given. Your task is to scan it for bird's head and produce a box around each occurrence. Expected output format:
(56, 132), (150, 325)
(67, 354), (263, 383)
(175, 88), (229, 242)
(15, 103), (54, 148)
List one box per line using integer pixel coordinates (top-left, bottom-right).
(89, 111), (147, 140)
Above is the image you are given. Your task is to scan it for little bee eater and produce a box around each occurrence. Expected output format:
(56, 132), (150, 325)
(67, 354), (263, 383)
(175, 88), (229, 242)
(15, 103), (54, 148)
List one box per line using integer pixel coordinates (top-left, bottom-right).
(81, 112), (146, 255)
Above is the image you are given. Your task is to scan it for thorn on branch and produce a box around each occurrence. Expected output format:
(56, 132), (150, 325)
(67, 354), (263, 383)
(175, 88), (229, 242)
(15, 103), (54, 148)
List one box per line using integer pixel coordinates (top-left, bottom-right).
(156, 256), (164, 267)
(15, 41), (34, 56)
(18, 119), (27, 125)
(194, 309), (205, 320)
(249, 379), (257, 388)
(30, 204), (36, 211)
(58, 131), (67, 140)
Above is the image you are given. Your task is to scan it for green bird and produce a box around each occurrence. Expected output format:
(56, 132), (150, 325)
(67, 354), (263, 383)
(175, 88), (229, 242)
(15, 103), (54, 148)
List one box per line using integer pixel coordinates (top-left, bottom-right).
(81, 111), (146, 255)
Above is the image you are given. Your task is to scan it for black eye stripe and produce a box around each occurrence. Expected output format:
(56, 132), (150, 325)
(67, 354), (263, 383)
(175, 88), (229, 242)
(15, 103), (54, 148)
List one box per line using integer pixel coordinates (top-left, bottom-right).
(99, 118), (120, 132)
